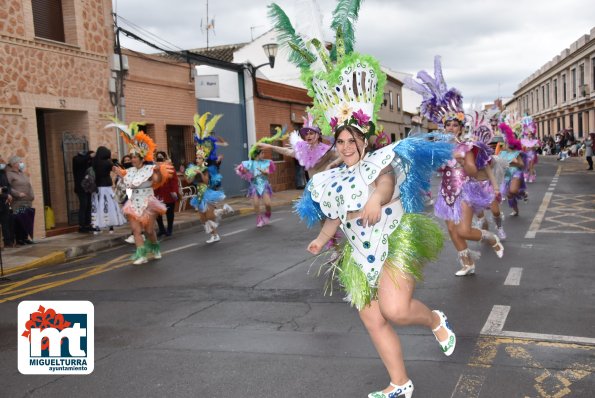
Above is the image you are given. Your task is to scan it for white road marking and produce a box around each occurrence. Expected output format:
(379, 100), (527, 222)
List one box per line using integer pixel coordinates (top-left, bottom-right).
(481, 305), (595, 345)
(480, 305), (510, 335)
(221, 228), (247, 237)
(521, 243), (533, 248)
(504, 267), (523, 286)
(163, 243), (198, 254)
(525, 192), (553, 239)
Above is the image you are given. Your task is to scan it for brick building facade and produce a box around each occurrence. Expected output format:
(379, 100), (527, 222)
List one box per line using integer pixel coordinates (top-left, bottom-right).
(0, 0), (114, 238)
(122, 49), (196, 169)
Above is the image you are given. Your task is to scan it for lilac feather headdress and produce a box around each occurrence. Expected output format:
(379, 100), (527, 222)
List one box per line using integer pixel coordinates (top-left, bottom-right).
(404, 55), (465, 127)
(299, 113), (321, 138)
(469, 111), (494, 145)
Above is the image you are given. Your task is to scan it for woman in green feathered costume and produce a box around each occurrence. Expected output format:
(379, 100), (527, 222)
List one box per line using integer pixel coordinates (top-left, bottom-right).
(271, 1), (457, 397)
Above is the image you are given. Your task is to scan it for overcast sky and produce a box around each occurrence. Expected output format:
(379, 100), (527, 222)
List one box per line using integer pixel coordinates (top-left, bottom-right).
(113, 0), (595, 104)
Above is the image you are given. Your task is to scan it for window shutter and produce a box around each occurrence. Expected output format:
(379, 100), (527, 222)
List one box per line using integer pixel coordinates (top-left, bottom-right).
(32, 0), (65, 42)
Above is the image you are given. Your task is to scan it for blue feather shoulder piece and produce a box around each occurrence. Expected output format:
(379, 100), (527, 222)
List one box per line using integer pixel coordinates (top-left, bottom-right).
(293, 181), (325, 228)
(394, 133), (454, 213)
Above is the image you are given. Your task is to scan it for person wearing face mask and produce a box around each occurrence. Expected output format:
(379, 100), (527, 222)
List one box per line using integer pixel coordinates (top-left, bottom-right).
(72, 150), (95, 233)
(0, 154), (16, 248)
(6, 156), (35, 245)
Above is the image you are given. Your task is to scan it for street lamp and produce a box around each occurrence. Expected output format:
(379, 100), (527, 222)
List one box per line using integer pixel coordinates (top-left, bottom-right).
(248, 43), (278, 76)
(262, 43), (278, 68)
(245, 43), (278, 99)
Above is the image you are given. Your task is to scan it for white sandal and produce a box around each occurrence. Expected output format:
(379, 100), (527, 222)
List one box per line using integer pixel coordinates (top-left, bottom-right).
(432, 310), (456, 356)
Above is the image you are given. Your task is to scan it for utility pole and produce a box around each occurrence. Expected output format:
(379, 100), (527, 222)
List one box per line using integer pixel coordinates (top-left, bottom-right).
(112, 13), (127, 157)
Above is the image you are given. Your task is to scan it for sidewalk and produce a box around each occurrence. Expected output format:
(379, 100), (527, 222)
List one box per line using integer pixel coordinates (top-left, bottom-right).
(0, 189), (303, 276)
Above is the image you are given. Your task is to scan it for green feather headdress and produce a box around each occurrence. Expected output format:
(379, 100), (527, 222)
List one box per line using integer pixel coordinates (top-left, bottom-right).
(249, 126), (288, 160)
(268, 0), (386, 136)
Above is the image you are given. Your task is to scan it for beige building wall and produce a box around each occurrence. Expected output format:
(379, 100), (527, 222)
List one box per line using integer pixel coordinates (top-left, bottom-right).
(508, 27), (595, 140)
(377, 76), (405, 141)
(123, 50), (197, 155)
(0, 0), (115, 238)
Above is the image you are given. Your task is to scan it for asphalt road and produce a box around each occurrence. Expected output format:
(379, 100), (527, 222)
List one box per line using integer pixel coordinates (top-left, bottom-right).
(0, 157), (593, 398)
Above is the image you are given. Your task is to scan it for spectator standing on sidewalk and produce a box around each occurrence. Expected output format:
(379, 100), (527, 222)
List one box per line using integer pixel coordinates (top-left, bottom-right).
(585, 132), (594, 170)
(6, 156), (35, 245)
(90, 146), (126, 234)
(154, 151), (181, 237)
(72, 150), (94, 233)
(0, 153), (15, 248)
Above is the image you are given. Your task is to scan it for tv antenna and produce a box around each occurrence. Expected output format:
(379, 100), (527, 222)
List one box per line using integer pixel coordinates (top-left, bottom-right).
(200, 0), (216, 48)
(250, 25), (265, 41)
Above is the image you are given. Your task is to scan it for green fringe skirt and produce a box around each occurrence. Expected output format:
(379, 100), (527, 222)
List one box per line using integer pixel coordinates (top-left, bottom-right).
(328, 213), (443, 310)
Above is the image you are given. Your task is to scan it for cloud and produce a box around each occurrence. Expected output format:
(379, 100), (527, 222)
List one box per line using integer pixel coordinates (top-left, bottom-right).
(115, 0), (595, 103)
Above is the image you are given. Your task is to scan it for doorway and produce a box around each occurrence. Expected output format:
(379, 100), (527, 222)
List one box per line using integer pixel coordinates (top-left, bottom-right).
(36, 108), (88, 232)
(166, 125), (187, 170)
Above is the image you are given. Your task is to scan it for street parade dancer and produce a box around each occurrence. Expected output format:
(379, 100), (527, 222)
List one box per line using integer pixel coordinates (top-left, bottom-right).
(520, 115), (540, 183)
(498, 121), (529, 217)
(235, 127), (286, 227)
(470, 110), (507, 241)
(405, 56), (504, 277)
(270, 2), (456, 396)
(257, 115), (341, 243)
(107, 120), (173, 265)
(186, 113), (233, 243)
(257, 113), (339, 177)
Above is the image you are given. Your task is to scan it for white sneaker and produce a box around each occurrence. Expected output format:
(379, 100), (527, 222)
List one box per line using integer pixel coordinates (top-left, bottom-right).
(124, 235), (135, 244)
(206, 234), (221, 243)
(133, 256), (148, 265)
(223, 204), (234, 214)
(153, 251), (162, 259)
(497, 227), (507, 240)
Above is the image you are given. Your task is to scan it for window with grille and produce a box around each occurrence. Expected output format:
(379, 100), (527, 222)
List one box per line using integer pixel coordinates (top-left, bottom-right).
(32, 0), (65, 42)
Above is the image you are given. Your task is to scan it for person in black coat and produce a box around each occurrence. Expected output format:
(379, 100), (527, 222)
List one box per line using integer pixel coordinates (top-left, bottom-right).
(0, 153), (15, 247)
(72, 150), (94, 232)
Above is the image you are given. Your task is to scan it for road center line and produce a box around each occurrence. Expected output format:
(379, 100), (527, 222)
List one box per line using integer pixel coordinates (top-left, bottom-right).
(163, 243), (198, 254)
(504, 267), (523, 285)
(221, 228), (247, 237)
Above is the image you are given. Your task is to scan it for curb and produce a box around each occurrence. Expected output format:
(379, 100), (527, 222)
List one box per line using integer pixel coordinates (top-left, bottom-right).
(4, 197), (300, 274)
(4, 251), (66, 276)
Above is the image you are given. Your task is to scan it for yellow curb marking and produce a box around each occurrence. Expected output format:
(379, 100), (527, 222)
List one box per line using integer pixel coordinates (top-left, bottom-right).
(4, 251), (66, 275)
(0, 254), (130, 303)
(453, 336), (594, 398)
